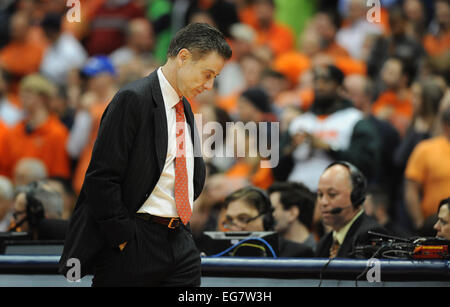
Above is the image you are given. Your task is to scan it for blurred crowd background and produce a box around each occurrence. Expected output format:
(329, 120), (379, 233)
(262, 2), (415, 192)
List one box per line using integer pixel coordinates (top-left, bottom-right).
(0, 0), (449, 247)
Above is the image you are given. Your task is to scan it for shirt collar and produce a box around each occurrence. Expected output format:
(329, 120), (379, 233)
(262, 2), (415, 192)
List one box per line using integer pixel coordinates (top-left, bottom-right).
(333, 209), (364, 245)
(157, 67), (182, 109)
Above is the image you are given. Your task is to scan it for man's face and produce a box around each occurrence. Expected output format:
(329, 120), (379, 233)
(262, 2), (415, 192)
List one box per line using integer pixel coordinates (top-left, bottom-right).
(317, 165), (357, 230)
(381, 59), (403, 89)
(255, 2), (274, 29)
(270, 192), (292, 234)
(434, 204), (450, 239)
(223, 199), (264, 232)
(19, 89), (44, 114)
(176, 50), (226, 100)
(343, 76), (367, 110)
(313, 68), (339, 101)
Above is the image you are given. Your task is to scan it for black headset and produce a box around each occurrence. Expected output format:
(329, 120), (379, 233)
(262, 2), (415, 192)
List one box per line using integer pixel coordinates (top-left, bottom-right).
(225, 186), (274, 231)
(325, 161), (367, 209)
(243, 186), (274, 231)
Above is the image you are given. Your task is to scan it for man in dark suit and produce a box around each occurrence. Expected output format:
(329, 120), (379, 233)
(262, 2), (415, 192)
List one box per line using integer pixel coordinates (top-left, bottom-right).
(315, 161), (385, 258)
(58, 23), (232, 286)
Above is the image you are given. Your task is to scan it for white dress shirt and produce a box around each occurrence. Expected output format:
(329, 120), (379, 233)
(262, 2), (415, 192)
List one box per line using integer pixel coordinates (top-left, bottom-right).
(137, 67), (194, 217)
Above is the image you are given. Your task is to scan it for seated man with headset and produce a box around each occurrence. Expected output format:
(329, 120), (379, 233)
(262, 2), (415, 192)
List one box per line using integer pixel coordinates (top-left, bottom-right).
(315, 161), (387, 258)
(218, 186), (314, 258)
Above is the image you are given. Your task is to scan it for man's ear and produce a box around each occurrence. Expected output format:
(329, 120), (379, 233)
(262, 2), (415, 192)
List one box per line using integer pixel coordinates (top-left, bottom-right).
(177, 48), (192, 66)
(288, 206), (299, 223)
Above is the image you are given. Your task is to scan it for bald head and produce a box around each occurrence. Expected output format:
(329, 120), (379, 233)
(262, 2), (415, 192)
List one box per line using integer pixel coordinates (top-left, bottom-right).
(317, 164), (360, 230)
(13, 158), (48, 187)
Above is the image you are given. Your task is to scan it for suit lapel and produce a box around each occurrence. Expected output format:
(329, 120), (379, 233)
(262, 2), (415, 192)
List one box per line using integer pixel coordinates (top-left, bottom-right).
(149, 71), (168, 174)
(338, 213), (365, 257)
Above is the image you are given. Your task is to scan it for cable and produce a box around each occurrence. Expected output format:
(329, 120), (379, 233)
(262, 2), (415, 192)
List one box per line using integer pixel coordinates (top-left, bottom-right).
(354, 244), (385, 287)
(209, 237), (278, 258)
(231, 243), (267, 257)
(318, 257), (334, 287)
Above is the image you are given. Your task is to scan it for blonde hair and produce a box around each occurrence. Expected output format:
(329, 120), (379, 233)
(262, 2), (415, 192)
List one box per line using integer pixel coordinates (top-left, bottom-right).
(19, 74), (57, 98)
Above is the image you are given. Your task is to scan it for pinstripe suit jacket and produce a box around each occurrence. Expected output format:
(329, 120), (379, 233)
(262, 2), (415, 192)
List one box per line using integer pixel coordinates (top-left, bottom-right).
(58, 70), (206, 277)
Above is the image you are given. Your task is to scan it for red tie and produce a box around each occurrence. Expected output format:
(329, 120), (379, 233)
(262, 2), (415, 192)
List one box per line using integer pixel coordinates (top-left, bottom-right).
(174, 100), (191, 225)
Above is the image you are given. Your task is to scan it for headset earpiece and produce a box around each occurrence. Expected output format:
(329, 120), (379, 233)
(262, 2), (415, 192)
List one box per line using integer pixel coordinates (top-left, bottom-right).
(326, 161), (367, 209)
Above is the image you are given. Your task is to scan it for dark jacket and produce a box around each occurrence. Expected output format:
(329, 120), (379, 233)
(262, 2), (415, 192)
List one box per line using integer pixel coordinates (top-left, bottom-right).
(315, 212), (386, 258)
(58, 70), (206, 277)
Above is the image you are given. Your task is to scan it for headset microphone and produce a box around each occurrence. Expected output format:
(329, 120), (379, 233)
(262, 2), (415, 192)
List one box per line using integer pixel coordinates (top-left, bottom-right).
(329, 206), (352, 214)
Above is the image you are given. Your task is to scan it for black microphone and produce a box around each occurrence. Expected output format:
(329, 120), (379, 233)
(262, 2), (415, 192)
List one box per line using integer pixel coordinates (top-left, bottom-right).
(329, 206), (352, 214)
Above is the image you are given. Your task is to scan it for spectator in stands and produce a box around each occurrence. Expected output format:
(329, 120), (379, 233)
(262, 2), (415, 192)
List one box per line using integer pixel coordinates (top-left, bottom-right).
(336, 0), (383, 60)
(225, 87), (275, 190)
(259, 69), (290, 106)
(45, 177), (77, 220)
(0, 10), (45, 83)
(0, 175), (14, 231)
(252, 0), (295, 57)
(423, 0), (449, 58)
(9, 180), (67, 240)
(402, 0), (429, 41)
(85, 0), (145, 56)
(0, 68), (23, 127)
(109, 18), (155, 69)
(343, 74), (400, 204)
(268, 181), (317, 250)
(71, 56), (118, 194)
(0, 74), (70, 179)
(13, 158), (48, 188)
(221, 186), (314, 257)
(313, 10), (350, 58)
(434, 197), (450, 240)
(364, 187), (412, 238)
(216, 23), (256, 97)
(39, 13), (88, 87)
(315, 161), (385, 258)
(404, 106), (450, 232)
(372, 57), (414, 136)
(216, 52), (267, 115)
(278, 65), (379, 191)
(394, 78), (445, 173)
(367, 6), (425, 82)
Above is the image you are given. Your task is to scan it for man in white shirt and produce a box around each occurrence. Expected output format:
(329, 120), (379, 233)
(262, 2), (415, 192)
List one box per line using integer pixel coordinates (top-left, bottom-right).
(59, 23), (232, 286)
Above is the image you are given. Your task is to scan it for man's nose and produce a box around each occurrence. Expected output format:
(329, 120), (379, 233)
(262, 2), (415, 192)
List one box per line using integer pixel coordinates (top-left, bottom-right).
(204, 78), (214, 90)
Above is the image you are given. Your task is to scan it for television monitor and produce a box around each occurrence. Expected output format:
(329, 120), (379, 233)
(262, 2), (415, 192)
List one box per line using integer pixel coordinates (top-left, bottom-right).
(196, 231), (279, 258)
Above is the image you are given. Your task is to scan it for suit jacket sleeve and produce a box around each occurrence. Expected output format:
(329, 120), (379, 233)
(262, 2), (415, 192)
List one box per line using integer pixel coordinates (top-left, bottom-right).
(83, 89), (140, 248)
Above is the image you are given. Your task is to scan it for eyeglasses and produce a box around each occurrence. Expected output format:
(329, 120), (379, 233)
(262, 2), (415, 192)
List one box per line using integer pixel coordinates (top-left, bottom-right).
(222, 212), (264, 230)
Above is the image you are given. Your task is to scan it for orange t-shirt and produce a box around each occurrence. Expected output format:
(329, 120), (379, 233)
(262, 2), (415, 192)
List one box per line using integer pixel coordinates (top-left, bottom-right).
(405, 136), (450, 219)
(372, 90), (412, 136)
(423, 31), (450, 57)
(73, 101), (109, 194)
(0, 40), (45, 77)
(255, 22), (295, 57)
(1, 115), (70, 179)
(226, 160), (274, 190)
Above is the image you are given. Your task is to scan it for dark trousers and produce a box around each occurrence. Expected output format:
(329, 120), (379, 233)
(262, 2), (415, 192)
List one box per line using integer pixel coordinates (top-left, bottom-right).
(91, 217), (201, 287)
